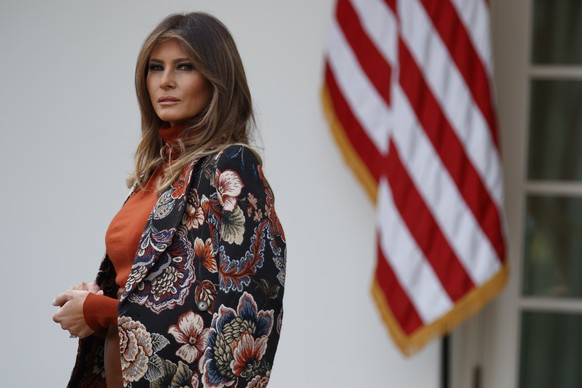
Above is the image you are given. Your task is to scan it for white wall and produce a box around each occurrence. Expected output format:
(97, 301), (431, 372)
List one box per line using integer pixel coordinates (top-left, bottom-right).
(0, 1), (439, 386)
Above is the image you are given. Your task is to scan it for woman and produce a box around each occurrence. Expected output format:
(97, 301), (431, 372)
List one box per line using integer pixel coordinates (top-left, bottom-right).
(52, 12), (286, 388)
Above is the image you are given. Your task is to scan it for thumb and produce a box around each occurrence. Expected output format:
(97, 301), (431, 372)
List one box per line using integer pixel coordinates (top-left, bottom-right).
(96, 290), (104, 296)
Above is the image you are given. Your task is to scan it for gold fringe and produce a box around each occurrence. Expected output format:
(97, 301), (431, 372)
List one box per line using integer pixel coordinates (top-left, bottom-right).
(321, 85), (378, 203)
(371, 263), (509, 356)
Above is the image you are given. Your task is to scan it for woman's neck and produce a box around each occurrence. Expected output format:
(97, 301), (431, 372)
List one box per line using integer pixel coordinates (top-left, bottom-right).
(158, 123), (186, 144)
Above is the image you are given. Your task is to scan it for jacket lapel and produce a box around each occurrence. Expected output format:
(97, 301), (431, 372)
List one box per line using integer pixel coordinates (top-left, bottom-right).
(121, 159), (199, 299)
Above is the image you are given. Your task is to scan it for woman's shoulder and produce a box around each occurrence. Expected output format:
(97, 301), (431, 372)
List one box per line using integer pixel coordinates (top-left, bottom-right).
(211, 144), (263, 170)
(203, 144), (271, 199)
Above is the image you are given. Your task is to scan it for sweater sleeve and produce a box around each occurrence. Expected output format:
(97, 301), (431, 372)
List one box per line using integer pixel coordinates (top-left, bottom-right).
(83, 293), (119, 331)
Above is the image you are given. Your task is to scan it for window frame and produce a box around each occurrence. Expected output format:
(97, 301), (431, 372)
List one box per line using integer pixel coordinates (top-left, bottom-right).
(451, 1), (582, 387)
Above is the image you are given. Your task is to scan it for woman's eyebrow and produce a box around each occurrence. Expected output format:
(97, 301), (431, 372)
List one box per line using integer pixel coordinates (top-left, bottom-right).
(148, 57), (191, 63)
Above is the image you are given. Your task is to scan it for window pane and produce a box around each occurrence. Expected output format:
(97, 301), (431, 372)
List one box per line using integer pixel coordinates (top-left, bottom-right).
(523, 195), (582, 297)
(519, 311), (582, 388)
(527, 80), (582, 181)
(532, 0), (582, 64)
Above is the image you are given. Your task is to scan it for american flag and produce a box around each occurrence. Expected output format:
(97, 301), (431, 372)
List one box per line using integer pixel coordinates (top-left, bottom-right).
(322, 0), (508, 355)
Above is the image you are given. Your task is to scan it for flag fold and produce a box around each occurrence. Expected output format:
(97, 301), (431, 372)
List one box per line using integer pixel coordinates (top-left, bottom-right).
(322, 0), (508, 355)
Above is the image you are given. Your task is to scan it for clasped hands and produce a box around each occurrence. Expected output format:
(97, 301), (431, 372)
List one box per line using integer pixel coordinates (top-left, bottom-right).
(52, 281), (102, 339)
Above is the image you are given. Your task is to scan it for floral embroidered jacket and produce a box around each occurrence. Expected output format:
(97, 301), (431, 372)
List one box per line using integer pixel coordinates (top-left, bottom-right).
(68, 145), (286, 388)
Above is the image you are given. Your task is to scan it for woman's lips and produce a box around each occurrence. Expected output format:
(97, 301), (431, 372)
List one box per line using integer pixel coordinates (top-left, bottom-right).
(158, 96), (180, 106)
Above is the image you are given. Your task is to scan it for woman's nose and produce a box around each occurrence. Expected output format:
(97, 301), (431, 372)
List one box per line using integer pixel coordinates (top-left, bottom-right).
(160, 70), (176, 89)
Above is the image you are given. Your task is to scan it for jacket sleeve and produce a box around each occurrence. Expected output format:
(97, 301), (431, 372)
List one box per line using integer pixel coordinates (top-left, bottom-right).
(196, 145), (286, 387)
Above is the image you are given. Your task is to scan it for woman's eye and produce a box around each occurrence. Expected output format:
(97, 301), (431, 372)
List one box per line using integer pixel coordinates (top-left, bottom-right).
(177, 63), (194, 71)
(148, 64), (163, 72)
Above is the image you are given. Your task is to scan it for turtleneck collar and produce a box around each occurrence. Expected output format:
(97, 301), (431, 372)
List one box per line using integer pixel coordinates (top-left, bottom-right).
(158, 123), (186, 145)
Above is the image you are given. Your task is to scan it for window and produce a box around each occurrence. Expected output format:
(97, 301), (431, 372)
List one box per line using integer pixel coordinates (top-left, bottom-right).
(519, 1), (582, 387)
(453, 1), (582, 387)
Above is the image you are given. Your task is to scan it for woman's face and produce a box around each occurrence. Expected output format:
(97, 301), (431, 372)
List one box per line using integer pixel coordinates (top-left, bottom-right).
(147, 39), (211, 127)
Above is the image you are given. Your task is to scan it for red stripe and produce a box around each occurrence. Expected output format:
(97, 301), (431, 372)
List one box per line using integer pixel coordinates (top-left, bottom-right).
(383, 0), (397, 13)
(419, 0), (500, 150)
(324, 62), (383, 184)
(398, 40), (506, 263)
(375, 239), (423, 335)
(336, 0), (392, 107)
(386, 140), (475, 300)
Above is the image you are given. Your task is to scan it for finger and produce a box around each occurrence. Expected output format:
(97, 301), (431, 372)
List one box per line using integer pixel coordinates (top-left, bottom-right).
(88, 282), (101, 294)
(71, 282), (88, 291)
(96, 290), (104, 296)
(52, 309), (62, 323)
(52, 292), (71, 307)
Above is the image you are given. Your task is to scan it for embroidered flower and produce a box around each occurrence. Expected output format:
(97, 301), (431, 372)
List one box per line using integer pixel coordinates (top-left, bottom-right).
(119, 317), (153, 384)
(200, 292), (274, 387)
(124, 266), (148, 296)
(194, 237), (217, 273)
(248, 374), (271, 388)
(150, 265), (184, 300)
(220, 206), (245, 245)
(136, 224), (175, 259)
(183, 203), (204, 229)
(246, 193), (263, 222)
(153, 191), (175, 220)
(231, 333), (268, 378)
(150, 360), (199, 388)
(168, 311), (211, 364)
(128, 226), (197, 314)
(246, 193), (257, 217)
(216, 169), (243, 211)
(253, 209), (263, 223)
(183, 190), (207, 230)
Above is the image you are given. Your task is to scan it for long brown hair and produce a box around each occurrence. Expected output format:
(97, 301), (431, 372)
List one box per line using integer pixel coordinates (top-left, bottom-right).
(129, 12), (255, 192)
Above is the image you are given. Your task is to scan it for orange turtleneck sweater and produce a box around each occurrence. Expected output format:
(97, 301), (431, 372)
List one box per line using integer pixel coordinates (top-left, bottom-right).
(83, 125), (184, 331)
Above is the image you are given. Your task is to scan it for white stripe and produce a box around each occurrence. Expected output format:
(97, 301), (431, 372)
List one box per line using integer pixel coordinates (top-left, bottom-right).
(350, 0), (398, 67)
(327, 19), (391, 154)
(377, 178), (452, 323)
(449, 0), (493, 74)
(392, 84), (501, 285)
(398, 0), (503, 208)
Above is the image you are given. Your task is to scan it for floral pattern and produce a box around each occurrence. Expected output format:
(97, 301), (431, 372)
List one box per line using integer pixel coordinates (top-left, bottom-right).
(182, 190), (207, 230)
(128, 226), (197, 314)
(220, 206), (245, 245)
(119, 317), (152, 383)
(168, 311), (211, 364)
(137, 224), (175, 259)
(215, 169), (243, 211)
(69, 145), (286, 388)
(200, 292), (273, 387)
(248, 374), (270, 388)
(119, 316), (169, 385)
(150, 360), (199, 388)
(194, 237), (217, 273)
(153, 191), (176, 220)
